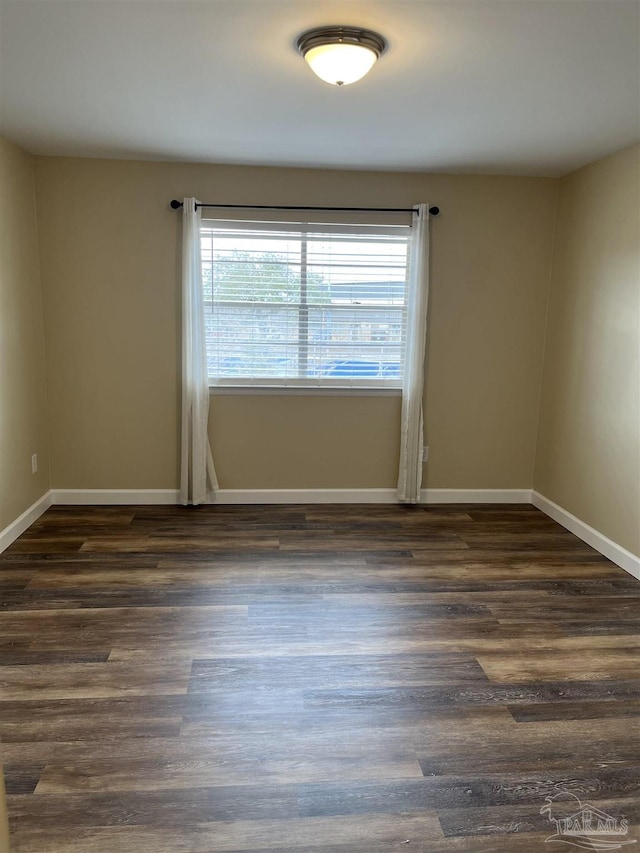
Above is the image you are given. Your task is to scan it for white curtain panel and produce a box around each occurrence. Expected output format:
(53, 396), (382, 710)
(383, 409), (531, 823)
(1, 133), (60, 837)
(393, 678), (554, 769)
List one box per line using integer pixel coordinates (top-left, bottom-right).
(397, 203), (430, 503)
(180, 198), (218, 505)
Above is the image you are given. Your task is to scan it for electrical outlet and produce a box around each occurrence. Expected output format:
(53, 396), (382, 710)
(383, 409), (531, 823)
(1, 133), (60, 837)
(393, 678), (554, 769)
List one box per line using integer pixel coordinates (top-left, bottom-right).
(31, 453), (38, 474)
(422, 446), (429, 462)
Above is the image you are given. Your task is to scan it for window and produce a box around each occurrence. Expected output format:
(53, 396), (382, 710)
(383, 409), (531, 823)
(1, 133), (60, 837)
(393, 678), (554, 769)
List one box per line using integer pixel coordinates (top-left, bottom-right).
(200, 219), (410, 389)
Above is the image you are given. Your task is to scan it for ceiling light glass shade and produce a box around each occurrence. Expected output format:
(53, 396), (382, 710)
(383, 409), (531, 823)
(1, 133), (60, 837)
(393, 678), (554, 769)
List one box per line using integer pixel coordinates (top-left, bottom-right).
(297, 27), (387, 87)
(303, 43), (377, 86)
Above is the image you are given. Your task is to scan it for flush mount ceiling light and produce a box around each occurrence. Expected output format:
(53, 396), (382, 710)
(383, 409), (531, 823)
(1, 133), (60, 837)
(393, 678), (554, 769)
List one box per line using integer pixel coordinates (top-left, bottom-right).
(296, 26), (387, 87)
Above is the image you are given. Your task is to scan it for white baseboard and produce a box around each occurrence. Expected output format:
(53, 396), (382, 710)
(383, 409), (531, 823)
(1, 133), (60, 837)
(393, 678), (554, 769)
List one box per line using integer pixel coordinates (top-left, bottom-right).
(420, 489), (532, 504)
(211, 488), (398, 504)
(0, 490), (53, 554)
(213, 488), (532, 504)
(51, 489), (180, 505)
(50, 488), (532, 506)
(52, 488), (399, 505)
(532, 491), (640, 581)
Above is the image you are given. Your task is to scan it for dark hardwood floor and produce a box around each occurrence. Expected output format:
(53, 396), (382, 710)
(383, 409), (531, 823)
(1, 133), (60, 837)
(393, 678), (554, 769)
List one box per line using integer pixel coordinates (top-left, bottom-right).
(0, 503), (638, 852)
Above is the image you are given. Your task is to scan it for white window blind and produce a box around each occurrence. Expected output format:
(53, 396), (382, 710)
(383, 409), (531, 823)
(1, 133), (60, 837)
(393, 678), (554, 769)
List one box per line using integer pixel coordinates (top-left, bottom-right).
(200, 219), (410, 388)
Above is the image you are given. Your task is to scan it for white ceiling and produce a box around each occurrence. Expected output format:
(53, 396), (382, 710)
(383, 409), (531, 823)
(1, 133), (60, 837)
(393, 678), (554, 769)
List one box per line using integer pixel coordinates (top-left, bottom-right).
(1, 0), (638, 176)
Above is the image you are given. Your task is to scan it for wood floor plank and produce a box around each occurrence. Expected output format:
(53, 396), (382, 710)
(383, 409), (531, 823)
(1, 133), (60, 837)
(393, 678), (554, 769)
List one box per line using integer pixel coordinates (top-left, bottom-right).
(477, 647), (640, 682)
(10, 813), (445, 853)
(0, 661), (191, 700)
(1, 503), (638, 853)
(436, 797), (639, 838)
(296, 766), (640, 816)
(35, 754), (425, 793)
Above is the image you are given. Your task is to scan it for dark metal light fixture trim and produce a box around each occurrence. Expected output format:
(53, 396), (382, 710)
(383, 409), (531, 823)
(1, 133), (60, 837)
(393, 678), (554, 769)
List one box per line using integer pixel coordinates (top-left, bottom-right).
(296, 26), (387, 60)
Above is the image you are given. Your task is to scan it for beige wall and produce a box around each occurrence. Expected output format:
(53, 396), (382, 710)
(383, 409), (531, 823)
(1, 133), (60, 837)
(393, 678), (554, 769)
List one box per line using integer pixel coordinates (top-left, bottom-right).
(34, 156), (558, 491)
(0, 137), (50, 531)
(210, 394), (402, 489)
(535, 144), (640, 556)
(4, 140), (637, 544)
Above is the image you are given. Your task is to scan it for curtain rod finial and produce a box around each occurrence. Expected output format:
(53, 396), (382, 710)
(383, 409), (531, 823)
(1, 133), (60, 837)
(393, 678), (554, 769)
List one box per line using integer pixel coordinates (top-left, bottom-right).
(428, 206), (439, 216)
(170, 199), (183, 210)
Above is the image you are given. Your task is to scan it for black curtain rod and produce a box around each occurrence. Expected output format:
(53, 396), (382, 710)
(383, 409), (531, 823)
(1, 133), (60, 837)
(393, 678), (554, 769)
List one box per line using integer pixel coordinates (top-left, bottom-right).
(169, 200), (440, 216)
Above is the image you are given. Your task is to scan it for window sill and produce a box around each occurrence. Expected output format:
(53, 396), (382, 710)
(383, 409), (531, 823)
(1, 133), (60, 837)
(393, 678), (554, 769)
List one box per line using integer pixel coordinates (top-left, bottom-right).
(209, 386), (402, 397)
